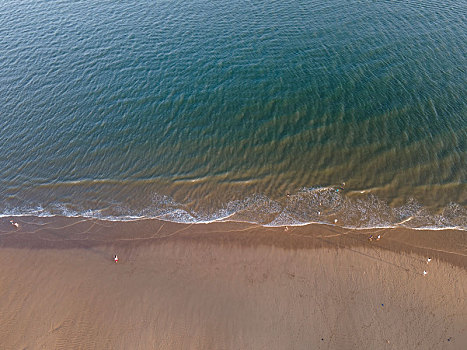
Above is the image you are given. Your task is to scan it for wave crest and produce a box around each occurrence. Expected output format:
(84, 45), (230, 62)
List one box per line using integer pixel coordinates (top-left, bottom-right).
(1, 187), (465, 230)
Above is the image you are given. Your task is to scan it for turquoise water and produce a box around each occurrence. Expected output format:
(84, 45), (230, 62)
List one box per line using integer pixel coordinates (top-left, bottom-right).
(0, 0), (466, 228)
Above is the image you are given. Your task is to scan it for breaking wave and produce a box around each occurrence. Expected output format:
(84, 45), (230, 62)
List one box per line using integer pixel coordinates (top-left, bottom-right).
(1, 187), (465, 231)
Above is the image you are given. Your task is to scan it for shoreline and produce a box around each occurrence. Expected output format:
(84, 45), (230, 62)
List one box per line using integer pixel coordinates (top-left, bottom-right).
(1, 185), (465, 232)
(1, 216), (466, 269)
(1, 216), (466, 349)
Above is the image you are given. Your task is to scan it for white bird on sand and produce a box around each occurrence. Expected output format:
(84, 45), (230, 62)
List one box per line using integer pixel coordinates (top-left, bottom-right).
(423, 270), (428, 276)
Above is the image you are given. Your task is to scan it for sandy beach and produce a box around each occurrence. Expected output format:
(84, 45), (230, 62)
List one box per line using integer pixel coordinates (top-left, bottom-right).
(0, 217), (466, 349)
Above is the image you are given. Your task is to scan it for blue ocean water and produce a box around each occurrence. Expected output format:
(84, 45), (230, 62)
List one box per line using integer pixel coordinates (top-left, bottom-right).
(0, 0), (466, 228)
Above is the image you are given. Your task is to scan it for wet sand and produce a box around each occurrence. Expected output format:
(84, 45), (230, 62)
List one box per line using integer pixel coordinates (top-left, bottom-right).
(0, 217), (466, 349)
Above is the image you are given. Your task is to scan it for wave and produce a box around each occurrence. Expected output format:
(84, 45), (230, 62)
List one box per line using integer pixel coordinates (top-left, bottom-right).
(1, 187), (465, 231)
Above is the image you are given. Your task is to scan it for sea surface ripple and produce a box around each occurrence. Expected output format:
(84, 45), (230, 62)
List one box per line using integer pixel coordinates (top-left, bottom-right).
(0, 0), (465, 229)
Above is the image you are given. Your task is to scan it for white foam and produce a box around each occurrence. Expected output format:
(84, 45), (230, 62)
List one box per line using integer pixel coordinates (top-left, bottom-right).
(1, 189), (465, 231)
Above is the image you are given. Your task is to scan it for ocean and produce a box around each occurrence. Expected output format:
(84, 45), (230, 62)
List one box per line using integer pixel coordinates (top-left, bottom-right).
(0, 0), (465, 229)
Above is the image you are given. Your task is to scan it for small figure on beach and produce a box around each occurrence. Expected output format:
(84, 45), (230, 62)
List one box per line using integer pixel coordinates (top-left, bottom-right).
(114, 255), (119, 263)
(336, 183), (345, 192)
(368, 235), (374, 241)
(9, 220), (19, 228)
(376, 234), (381, 241)
(427, 258), (432, 263)
(334, 219), (338, 223)
(284, 226), (289, 232)
(423, 270), (428, 276)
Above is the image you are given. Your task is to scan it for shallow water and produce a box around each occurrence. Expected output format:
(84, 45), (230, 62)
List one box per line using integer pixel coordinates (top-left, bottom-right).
(0, 0), (465, 228)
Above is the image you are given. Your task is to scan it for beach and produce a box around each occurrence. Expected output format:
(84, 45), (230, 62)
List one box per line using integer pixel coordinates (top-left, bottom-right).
(1, 217), (465, 349)
(1, 0), (466, 348)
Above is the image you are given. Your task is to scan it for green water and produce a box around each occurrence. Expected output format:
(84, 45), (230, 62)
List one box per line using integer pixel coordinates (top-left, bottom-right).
(0, 0), (465, 228)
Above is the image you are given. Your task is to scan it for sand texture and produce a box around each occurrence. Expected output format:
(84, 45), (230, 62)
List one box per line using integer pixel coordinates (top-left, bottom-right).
(0, 217), (466, 349)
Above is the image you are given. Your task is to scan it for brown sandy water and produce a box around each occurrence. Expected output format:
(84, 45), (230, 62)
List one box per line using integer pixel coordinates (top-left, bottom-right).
(0, 216), (466, 349)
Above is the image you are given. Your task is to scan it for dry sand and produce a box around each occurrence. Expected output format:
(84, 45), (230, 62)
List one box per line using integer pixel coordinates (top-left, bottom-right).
(0, 217), (466, 349)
